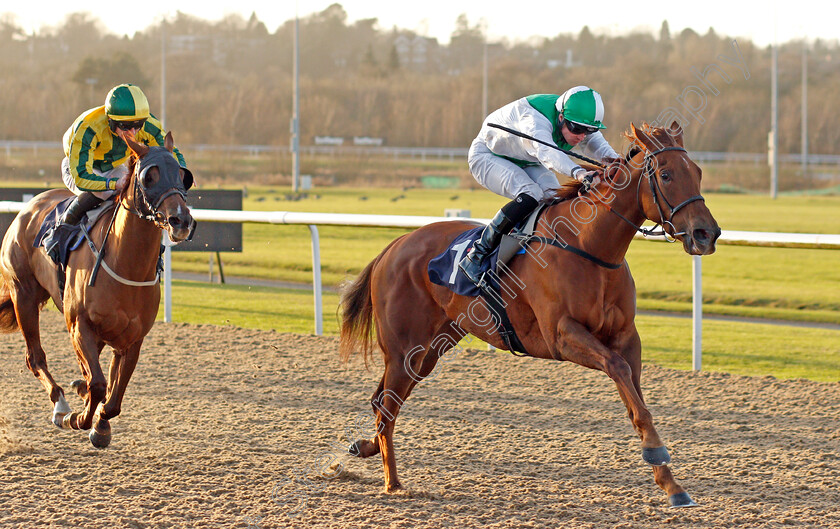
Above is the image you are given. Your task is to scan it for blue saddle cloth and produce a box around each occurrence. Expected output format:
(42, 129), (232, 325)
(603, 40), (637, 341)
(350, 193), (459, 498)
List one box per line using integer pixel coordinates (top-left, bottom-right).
(428, 226), (524, 298)
(35, 198), (86, 267)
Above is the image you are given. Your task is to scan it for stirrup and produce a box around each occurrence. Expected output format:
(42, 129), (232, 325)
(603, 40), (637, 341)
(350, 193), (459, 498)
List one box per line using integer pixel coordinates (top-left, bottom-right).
(459, 256), (487, 287)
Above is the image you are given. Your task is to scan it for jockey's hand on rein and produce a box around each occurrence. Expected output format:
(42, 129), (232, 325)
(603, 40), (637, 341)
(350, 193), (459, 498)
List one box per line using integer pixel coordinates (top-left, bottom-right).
(115, 171), (130, 192)
(578, 170), (601, 193)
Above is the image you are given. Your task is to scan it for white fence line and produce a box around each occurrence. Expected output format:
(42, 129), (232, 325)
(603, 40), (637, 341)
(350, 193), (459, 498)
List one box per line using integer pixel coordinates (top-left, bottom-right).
(3, 140), (840, 165)
(2, 200), (839, 370)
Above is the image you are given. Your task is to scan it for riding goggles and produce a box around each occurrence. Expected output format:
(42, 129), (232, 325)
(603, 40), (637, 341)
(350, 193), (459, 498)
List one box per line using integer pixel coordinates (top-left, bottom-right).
(110, 118), (147, 131)
(564, 120), (599, 135)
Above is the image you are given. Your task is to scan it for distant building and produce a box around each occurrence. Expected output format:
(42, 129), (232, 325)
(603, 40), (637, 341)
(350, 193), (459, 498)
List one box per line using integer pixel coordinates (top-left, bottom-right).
(547, 49), (581, 69)
(393, 34), (440, 72)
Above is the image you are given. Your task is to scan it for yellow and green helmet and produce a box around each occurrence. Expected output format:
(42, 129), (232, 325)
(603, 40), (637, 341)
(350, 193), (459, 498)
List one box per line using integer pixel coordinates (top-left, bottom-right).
(556, 86), (607, 129)
(105, 84), (150, 121)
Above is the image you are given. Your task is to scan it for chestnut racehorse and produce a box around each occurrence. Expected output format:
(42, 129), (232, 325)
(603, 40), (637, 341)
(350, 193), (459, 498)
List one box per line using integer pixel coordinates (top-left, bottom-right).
(0, 133), (194, 448)
(340, 123), (720, 507)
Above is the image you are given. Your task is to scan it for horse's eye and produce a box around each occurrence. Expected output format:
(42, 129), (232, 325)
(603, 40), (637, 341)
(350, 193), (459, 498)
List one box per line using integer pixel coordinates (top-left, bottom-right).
(142, 168), (160, 188)
(660, 170), (672, 182)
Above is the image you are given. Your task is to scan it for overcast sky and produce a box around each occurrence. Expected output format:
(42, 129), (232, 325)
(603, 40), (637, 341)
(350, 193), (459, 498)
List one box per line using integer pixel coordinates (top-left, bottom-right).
(2, 0), (830, 46)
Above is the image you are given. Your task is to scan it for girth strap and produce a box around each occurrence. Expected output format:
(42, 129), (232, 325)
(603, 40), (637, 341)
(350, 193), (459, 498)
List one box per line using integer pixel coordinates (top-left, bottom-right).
(478, 287), (531, 357)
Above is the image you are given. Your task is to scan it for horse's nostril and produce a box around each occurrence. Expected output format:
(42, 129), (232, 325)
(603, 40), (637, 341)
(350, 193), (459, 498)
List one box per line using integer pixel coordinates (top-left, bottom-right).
(693, 228), (710, 243)
(168, 216), (182, 228)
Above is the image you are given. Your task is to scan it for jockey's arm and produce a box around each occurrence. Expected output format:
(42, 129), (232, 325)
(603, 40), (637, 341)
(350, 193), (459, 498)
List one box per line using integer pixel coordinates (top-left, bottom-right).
(579, 132), (619, 163)
(520, 112), (582, 179)
(67, 131), (118, 192)
(138, 116), (188, 168)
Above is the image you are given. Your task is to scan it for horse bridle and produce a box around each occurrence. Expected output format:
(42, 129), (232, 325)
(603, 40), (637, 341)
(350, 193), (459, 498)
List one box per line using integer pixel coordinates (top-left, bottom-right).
(128, 157), (192, 238)
(606, 146), (705, 242)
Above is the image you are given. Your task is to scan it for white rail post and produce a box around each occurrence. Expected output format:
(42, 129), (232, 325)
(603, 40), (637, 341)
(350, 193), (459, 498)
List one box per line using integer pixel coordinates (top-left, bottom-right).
(308, 225), (323, 335)
(163, 233), (173, 323)
(692, 255), (702, 370)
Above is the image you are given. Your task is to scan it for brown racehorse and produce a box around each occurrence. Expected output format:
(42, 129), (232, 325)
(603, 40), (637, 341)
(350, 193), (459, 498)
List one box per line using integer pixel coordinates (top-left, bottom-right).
(340, 123), (721, 507)
(0, 133), (194, 448)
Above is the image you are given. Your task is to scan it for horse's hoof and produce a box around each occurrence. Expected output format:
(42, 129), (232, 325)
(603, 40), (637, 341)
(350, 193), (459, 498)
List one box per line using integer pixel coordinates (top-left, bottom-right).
(51, 395), (71, 428)
(89, 426), (111, 449)
(61, 412), (78, 430)
(384, 482), (402, 493)
(642, 446), (671, 466)
(669, 491), (698, 508)
(349, 439), (379, 458)
(70, 379), (88, 398)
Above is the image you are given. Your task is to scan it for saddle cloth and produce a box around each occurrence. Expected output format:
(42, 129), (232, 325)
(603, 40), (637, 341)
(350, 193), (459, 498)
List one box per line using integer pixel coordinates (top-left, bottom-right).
(35, 198), (114, 267)
(427, 205), (545, 297)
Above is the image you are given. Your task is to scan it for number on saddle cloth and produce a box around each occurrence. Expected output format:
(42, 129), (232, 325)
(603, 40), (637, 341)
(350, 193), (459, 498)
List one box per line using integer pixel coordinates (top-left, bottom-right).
(427, 206), (544, 297)
(427, 226), (526, 298)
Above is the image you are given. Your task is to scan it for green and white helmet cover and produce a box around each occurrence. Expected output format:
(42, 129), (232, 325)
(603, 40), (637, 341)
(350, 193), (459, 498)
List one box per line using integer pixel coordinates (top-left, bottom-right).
(556, 86), (606, 129)
(105, 84), (151, 121)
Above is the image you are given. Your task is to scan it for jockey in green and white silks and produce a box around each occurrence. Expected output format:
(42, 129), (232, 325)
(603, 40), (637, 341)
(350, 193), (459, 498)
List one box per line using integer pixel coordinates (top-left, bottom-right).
(469, 86), (618, 202)
(459, 86), (620, 286)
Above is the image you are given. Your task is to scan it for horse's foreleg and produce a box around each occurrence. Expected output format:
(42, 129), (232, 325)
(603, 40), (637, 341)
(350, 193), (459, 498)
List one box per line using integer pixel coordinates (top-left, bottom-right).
(9, 281), (68, 426)
(90, 341), (141, 448)
(556, 319), (662, 449)
(63, 319), (106, 433)
(555, 319), (695, 506)
(653, 465), (697, 507)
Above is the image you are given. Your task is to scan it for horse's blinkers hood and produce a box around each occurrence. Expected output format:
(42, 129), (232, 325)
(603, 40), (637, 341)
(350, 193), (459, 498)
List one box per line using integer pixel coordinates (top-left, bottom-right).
(136, 148), (191, 211)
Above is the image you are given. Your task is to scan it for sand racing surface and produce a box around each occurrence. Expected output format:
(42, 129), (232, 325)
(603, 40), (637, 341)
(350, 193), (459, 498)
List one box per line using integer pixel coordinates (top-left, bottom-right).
(1, 310), (839, 528)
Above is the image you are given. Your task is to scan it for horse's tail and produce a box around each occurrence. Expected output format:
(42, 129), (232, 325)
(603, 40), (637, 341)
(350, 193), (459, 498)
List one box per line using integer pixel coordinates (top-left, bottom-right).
(0, 276), (19, 333)
(339, 236), (405, 366)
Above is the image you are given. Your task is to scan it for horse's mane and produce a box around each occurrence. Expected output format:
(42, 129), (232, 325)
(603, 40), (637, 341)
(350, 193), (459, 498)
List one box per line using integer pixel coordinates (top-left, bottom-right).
(554, 180), (584, 201)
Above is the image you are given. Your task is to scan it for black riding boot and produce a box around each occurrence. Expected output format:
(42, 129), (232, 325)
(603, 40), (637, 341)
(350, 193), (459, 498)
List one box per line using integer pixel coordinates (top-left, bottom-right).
(60, 192), (104, 226)
(459, 193), (538, 286)
(44, 192), (103, 263)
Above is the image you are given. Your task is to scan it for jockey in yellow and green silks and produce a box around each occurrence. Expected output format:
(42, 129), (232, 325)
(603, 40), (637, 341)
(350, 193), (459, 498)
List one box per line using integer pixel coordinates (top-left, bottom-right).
(57, 84), (187, 229)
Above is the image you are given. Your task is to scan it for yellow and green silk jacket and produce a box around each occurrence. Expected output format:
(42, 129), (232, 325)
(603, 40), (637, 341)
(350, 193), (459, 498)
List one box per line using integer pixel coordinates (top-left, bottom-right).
(63, 106), (187, 192)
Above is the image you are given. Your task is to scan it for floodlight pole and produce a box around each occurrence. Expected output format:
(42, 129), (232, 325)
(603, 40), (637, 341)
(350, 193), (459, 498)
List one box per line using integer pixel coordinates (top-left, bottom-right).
(770, 42), (778, 200)
(161, 17), (174, 323)
(801, 41), (808, 178)
(482, 26), (488, 118)
(291, 15), (300, 193)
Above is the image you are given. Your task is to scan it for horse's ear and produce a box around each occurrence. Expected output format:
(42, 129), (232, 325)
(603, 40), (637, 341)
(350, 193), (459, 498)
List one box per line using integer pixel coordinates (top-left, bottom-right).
(630, 123), (659, 152)
(125, 135), (149, 158)
(667, 121), (685, 147)
(164, 131), (174, 153)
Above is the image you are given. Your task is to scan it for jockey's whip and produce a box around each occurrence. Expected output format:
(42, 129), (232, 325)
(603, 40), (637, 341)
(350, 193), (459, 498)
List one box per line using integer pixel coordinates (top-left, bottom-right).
(487, 123), (606, 168)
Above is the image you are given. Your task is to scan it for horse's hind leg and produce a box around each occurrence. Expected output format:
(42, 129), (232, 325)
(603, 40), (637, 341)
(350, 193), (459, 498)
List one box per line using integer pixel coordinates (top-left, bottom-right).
(374, 360), (416, 492)
(8, 280), (70, 426)
(349, 377), (385, 459)
(350, 357), (434, 492)
(352, 323), (460, 492)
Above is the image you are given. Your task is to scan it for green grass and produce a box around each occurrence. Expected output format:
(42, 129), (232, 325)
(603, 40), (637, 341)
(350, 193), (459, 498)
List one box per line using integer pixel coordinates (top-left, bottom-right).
(160, 280), (342, 335)
(170, 188), (840, 324)
(152, 281), (840, 382)
(636, 315), (840, 382)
